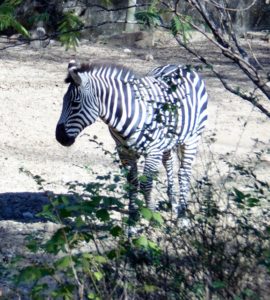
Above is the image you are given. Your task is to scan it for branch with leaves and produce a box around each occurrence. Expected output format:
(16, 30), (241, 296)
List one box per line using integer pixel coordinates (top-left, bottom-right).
(185, 0), (270, 100)
(0, 0), (29, 38)
(157, 0), (270, 117)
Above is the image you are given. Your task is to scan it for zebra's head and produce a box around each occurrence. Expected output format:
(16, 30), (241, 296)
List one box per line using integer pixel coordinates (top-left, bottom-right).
(56, 60), (100, 147)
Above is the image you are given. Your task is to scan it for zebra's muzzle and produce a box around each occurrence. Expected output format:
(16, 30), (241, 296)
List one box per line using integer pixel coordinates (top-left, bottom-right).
(55, 123), (75, 147)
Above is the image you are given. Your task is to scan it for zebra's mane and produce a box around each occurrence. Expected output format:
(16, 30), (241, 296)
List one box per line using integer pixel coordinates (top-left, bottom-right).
(65, 62), (137, 84)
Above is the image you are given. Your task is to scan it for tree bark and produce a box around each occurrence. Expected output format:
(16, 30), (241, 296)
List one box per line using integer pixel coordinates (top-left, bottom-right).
(125, 0), (137, 32)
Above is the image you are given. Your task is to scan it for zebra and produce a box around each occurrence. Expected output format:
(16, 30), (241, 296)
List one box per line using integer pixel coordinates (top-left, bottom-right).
(56, 60), (208, 219)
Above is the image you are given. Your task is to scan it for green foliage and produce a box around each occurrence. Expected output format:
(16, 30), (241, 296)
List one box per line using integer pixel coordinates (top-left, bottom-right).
(135, 9), (161, 28)
(3, 142), (270, 299)
(171, 15), (192, 44)
(58, 11), (84, 50)
(28, 12), (50, 27)
(0, 0), (29, 37)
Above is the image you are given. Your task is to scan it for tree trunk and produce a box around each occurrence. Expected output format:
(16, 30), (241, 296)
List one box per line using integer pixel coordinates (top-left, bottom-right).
(125, 0), (137, 32)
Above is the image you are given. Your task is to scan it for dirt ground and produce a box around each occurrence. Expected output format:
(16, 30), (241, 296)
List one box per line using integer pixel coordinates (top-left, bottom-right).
(0, 34), (270, 294)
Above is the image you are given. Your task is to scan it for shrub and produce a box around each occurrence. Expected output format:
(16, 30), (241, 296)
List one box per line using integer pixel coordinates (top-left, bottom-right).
(5, 155), (268, 299)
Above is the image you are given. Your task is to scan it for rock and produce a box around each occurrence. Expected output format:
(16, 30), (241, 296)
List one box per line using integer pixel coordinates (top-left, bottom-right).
(246, 31), (270, 42)
(8, 34), (21, 44)
(123, 48), (132, 54)
(22, 211), (34, 219)
(145, 53), (154, 61)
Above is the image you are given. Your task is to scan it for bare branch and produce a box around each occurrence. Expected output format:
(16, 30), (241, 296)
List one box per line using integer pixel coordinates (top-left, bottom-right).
(175, 36), (270, 118)
(183, 0), (270, 100)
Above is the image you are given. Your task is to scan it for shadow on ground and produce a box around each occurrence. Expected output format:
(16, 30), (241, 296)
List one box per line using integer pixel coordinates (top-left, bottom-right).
(0, 192), (50, 222)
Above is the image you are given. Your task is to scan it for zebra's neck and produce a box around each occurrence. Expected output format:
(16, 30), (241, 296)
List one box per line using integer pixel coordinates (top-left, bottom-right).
(89, 66), (147, 139)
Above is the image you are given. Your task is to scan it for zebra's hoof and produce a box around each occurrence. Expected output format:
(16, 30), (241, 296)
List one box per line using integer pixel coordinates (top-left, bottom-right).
(176, 217), (191, 228)
(177, 203), (187, 218)
(171, 203), (187, 218)
(176, 204), (190, 227)
(126, 225), (144, 237)
(177, 208), (186, 218)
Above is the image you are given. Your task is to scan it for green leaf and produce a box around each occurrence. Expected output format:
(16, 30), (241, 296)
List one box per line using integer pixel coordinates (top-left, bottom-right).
(170, 15), (192, 44)
(75, 215), (85, 227)
(88, 292), (101, 300)
(133, 235), (148, 248)
(107, 249), (117, 259)
(58, 207), (72, 218)
(58, 11), (83, 50)
(212, 280), (226, 289)
(171, 16), (181, 37)
(138, 175), (148, 183)
(144, 284), (157, 293)
(110, 225), (123, 237)
(140, 207), (152, 220)
(16, 266), (54, 284)
(135, 10), (161, 27)
(148, 241), (160, 252)
(103, 196), (124, 208)
(85, 182), (103, 194)
(51, 284), (75, 299)
(0, 2), (30, 37)
(246, 197), (260, 207)
(243, 288), (256, 297)
(233, 188), (247, 203)
(54, 256), (72, 270)
(11, 19), (30, 37)
(94, 255), (107, 264)
(26, 239), (39, 253)
(31, 283), (49, 295)
(106, 183), (117, 191)
(152, 212), (164, 225)
(44, 228), (69, 254)
(94, 271), (103, 281)
(96, 209), (110, 221)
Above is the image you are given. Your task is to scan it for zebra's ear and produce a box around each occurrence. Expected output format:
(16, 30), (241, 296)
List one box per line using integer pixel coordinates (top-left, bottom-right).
(68, 60), (82, 85)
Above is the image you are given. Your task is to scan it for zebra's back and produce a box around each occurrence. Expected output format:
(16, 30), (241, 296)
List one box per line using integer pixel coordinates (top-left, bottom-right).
(122, 64), (208, 153)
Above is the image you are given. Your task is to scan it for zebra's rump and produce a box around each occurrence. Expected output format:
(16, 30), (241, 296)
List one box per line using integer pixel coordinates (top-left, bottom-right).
(119, 65), (208, 154)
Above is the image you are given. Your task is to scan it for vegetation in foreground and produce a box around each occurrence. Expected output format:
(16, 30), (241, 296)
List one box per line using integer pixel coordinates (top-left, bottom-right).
(1, 143), (269, 300)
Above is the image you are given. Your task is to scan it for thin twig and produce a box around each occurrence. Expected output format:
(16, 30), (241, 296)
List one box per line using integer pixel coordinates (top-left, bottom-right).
(175, 36), (270, 118)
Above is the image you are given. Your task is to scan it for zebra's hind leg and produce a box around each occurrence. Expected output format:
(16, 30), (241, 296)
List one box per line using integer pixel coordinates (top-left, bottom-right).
(176, 139), (199, 217)
(141, 153), (163, 211)
(162, 150), (177, 211)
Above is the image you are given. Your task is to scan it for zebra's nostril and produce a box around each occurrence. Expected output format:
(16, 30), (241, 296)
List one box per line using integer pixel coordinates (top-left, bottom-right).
(55, 123), (75, 146)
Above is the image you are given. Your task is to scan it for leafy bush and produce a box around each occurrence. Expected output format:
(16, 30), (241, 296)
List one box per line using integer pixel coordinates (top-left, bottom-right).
(0, 0), (83, 49)
(0, 0), (29, 37)
(58, 11), (83, 50)
(2, 149), (268, 299)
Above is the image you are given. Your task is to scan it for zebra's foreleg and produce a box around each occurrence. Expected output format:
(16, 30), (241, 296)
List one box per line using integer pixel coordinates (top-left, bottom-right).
(162, 150), (177, 209)
(117, 149), (139, 222)
(177, 140), (198, 217)
(126, 163), (139, 214)
(141, 153), (162, 211)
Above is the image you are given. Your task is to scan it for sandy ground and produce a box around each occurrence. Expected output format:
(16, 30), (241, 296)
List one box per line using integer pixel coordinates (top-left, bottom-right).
(0, 36), (269, 208)
(0, 36), (269, 289)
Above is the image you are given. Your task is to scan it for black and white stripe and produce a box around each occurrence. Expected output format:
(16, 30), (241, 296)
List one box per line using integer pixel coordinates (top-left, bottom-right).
(56, 61), (208, 217)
